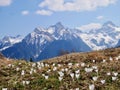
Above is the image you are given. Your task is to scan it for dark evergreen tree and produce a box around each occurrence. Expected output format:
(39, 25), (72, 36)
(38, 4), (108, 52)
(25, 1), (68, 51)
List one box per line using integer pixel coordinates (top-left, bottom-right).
(30, 57), (33, 62)
(59, 49), (69, 56)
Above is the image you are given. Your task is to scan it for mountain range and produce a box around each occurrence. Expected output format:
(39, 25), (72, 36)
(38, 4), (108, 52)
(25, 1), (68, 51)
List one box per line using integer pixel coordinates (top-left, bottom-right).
(78, 21), (120, 50)
(0, 35), (23, 51)
(0, 21), (120, 61)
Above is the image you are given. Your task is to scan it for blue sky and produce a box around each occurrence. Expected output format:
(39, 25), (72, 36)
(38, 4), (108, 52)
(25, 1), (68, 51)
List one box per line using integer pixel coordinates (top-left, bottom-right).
(0, 0), (120, 38)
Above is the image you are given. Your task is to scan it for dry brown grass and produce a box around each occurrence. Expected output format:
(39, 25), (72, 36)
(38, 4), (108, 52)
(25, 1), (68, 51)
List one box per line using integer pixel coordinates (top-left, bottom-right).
(42, 47), (120, 64)
(0, 54), (13, 67)
(0, 47), (120, 90)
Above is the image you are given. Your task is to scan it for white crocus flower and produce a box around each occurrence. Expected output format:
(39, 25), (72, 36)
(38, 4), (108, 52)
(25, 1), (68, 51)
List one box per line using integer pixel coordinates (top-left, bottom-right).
(30, 71), (32, 75)
(68, 63), (72, 66)
(38, 66), (41, 70)
(52, 63), (55, 66)
(22, 81), (26, 85)
(65, 68), (68, 72)
(70, 73), (74, 79)
(45, 63), (49, 67)
(102, 59), (106, 63)
(118, 55), (120, 59)
(37, 62), (40, 65)
(2, 88), (7, 90)
(75, 73), (80, 79)
(61, 68), (65, 72)
(85, 68), (93, 73)
(47, 69), (51, 73)
(16, 67), (20, 71)
(8, 64), (12, 67)
(75, 88), (79, 90)
(109, 57), (113, 61)
(107, 72), (111, 76)
(34, 69), (36, 73)
(12, 65), (14, 68)
(112, 77), (117, 81)
(58, 71), (64, 77)
(92, 66), (98, 70)
(58, 76), (63, 81)
(113, 72), (118, 76)
(68, 63), (73, 68)
(32, 63), (36, 67)
(47, 64), (50, 67)
(95, 69), (98, 73)
(81, 62), (85, 67)
(53, 67), (57, 71)
(31, 68), (34, 71)
(92, 76), (98, 81)
(115, 57), (119, 61)
(89, 84), (95, 90)
(26, 81), (30, 85)
(21, 70), (25, 76)
(92, 60), (95, 63)
(19, 63), (21, 65)
(75, 63), (79, 67)
(41, 63), (44, 67)
(87, 64), (90, 67)
(44, 75), (49, 80)
(42, 74), (45, 77)
(75, 70), (80, 74)
(14, 81), (17, 84)
(58, 64), (61, 67)
(101, 80), (105, 84)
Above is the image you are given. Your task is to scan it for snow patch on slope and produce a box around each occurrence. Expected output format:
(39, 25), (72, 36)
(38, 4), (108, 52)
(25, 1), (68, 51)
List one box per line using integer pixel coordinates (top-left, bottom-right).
(77, 21), (120, 50)
(0, 35), (23, 51)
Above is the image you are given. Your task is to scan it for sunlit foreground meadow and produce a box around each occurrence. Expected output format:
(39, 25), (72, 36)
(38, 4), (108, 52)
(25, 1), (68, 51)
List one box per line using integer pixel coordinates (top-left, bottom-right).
(0, 48), (120, 90)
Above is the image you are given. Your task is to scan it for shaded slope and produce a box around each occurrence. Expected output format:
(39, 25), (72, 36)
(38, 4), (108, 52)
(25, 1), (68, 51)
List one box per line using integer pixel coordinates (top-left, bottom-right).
(38, 37), (91, 60)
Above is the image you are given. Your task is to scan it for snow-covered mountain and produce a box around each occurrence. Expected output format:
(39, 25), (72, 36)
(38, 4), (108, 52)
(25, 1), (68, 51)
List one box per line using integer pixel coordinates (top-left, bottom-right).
(0, 35), (23, 51)
(77, 21), (120, 50)
(0, 53), (4, 59)
(1, 21), (120, 61)
(2, 22), (91, 61)
(116, 38), (120, 47)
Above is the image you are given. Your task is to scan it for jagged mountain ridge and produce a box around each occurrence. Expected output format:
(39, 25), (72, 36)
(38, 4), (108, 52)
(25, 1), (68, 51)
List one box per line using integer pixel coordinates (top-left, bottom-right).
(116, 40), (120, 47)
(77, 21), (120, 50)
(0, 35), (23, 51)
(2, 22), (91, 61)
(0, 53), (4, 59)
(1, 21), (120, 61)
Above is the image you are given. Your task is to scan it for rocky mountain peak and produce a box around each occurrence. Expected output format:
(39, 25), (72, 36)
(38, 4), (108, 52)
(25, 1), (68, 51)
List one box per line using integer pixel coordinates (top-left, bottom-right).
(103, 21), (116, 27)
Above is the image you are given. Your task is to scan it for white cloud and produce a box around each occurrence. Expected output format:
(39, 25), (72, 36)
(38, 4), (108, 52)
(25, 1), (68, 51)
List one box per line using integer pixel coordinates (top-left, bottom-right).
(35, 10), (53, 16)
(97, 16), (104, 20)
(0, 0), (12, 6)
(76, 23), (102, 32)
(39, 0), (117, 12)
(21, 10), (29, 15)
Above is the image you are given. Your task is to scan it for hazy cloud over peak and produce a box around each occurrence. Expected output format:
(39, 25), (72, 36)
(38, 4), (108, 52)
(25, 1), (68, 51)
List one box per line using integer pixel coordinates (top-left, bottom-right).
(76, 23), (102, 32)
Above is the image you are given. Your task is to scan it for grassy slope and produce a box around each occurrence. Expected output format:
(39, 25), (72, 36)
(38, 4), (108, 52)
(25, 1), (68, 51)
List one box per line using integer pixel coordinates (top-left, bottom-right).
(0, 48), (120, 90)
